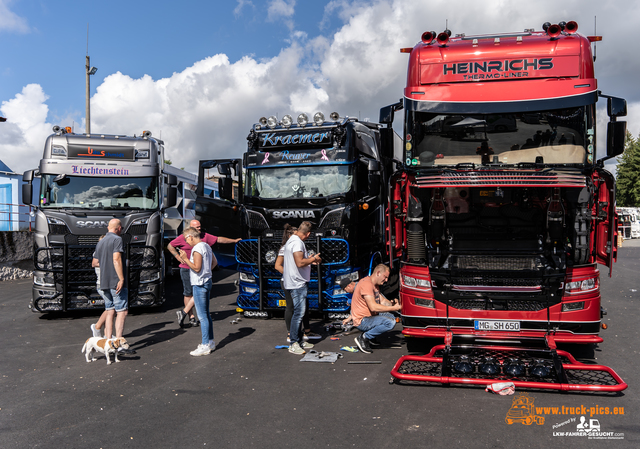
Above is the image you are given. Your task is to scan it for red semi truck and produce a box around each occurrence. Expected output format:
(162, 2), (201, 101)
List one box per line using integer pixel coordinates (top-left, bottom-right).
(384, 21), (628, 391)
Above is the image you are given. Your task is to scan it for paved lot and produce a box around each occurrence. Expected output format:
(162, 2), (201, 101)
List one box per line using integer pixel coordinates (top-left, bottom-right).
(1, 246), (639, 448)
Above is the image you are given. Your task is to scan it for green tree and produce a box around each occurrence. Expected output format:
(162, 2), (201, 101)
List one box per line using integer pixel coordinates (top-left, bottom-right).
(615, 131), (640, 206)
(164, 159), (172, 165)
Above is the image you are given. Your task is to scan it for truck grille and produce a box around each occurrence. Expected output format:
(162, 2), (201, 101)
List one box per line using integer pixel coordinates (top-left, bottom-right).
(448, 298), (547, 311)
(415, 170), (586, 188)
(247, 210), (269, 231)
(451, 256), (541, 271)
(235, 238), (349, 265)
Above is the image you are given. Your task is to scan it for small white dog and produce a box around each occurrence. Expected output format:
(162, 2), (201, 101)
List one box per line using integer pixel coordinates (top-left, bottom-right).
(81, 337), (130, 365)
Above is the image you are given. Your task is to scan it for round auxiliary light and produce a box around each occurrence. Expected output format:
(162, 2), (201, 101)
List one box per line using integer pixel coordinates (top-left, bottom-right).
(267, 116), (278, 129)
(265, 250), (277, 264)
(421, 31), (436, 44)
(531, 359), (551, 378)
(479, 357), (500, 375)
(454, 355), (474, 374)
(504, 358), (525, 377)
(259, 116), (268, 126)
(330, 111), (339, 121)
(313, 112), (325, 126)
(565, 20), (578, 34)
(282, 114), (293, 128)
(297, 113), (309, 127)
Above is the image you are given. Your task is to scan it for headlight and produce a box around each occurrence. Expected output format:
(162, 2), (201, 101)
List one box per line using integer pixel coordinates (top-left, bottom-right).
(282, 115), (293, 128)
(243, 286), (258, 294)
(313, 112), (324, 126)
(265, 250), (277, 264)
(239, 272), (256, 283)
(564, 277), (598, 295)
(34, 275), (55, 287)
(297, 113), (308, 127)
(131, 218), (149, 225)
(402, 274), (431, 291)
(47, 217), (65, 225)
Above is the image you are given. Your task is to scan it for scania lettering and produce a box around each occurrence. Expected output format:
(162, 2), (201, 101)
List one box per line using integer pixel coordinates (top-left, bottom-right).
(386, 22), (627, 391)
(21, 127), (210, 312)
(195, 111), (400, 318)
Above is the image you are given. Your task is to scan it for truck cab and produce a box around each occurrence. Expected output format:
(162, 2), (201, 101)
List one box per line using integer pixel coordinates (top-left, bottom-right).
(22, 127), (178, 312)
(195, 112), (400, 318)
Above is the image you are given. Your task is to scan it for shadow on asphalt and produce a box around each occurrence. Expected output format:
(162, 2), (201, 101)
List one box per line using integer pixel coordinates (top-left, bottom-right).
(216, 326), (255, 350)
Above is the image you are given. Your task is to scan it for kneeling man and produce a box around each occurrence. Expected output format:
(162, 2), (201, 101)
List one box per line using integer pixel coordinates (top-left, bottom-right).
(351, 264), (400, 353)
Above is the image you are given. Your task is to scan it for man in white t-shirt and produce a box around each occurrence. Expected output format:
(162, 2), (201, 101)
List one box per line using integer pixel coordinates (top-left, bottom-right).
(282, 221), (321, 354)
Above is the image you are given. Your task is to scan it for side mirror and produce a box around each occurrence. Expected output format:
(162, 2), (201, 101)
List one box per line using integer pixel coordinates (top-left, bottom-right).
(607, 121), (627, 158)
(219, 177), (233, 201)
(218, 164), (231, 176)
(22, 184), (33, 206)
(368, 159), (381, 171)
(607, 97), (627, 118)
(22, 170), (34, 206)
(164, 185), (177, 208)
(167, 174), (178, 187)
(368, 173), (381, 197)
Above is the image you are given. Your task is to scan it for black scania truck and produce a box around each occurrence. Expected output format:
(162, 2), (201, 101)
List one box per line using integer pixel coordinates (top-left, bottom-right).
(195, 111), (400, 318)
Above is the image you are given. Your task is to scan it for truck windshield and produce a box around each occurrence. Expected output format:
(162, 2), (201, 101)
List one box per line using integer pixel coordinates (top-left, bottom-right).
(406, 106), (591, 166)
(245, 165), (353, 199)
(39, 175), (159, 210)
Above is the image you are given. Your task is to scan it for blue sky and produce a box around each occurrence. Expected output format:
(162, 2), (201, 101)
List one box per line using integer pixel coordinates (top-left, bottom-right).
(1, 0), (639, 174)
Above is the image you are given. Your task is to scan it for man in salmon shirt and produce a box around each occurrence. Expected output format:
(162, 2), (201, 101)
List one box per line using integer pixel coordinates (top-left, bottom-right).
(167, 219), (240, 327)
(350, 264), (400, 354)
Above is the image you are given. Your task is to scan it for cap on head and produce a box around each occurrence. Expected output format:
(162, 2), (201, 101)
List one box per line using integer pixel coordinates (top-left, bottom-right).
(339, 278), (353, 291)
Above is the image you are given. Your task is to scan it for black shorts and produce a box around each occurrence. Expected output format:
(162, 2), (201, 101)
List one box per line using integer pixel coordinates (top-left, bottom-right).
(180, 268), (193, 297)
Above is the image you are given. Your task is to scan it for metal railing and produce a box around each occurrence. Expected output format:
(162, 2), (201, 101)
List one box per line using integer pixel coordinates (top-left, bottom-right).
(0, 202), (33, 231)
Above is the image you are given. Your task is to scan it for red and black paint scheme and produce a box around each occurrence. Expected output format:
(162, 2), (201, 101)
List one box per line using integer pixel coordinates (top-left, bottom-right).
(382, 21), (627, 390)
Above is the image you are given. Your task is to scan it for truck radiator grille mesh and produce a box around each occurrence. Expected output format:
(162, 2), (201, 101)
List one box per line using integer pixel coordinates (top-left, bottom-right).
(452, 256), (540, 271)
(247, 210), (269, 231)
(415, 170), (586, 187)
(236, 238), (348, 265)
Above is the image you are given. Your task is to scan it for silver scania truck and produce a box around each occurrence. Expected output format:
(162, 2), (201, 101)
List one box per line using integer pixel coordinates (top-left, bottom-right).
(22, 126), (181, 312)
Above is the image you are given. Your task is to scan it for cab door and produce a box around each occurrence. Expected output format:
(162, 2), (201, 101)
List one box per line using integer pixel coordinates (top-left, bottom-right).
(594, 168), (617, 276)
(194, 159), (245, 267)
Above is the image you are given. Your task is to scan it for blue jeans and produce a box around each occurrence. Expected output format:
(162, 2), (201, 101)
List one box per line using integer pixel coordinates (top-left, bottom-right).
(193, 279), (213, 346)
(289, 285), (307, 345)
(102, 287), (128, 312)
(358, 312), (396, 340)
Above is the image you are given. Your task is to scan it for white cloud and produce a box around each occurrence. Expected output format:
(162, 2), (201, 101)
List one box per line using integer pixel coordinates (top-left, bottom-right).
(234, 0), (254, 17)
(267, 0), (296, 30)
(0, 0), (29, 33)
(0, 84), (51, 173)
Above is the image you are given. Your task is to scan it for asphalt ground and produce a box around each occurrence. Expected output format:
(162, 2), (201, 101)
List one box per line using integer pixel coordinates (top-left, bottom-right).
(1, 244), (639, 449)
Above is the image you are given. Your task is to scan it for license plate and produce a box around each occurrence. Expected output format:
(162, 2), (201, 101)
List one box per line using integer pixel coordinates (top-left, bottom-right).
(474, 320), (520, 331)
(278, 300), (287, 307)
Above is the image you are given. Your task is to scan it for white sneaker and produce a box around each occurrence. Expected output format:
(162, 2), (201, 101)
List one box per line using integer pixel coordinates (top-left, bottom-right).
(190, 344), (212, 357)
(288, 342), (305, 355)
(208, 340), (216, 351)
(301, 341), (314, 349)
(90, 323), (102, 338)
